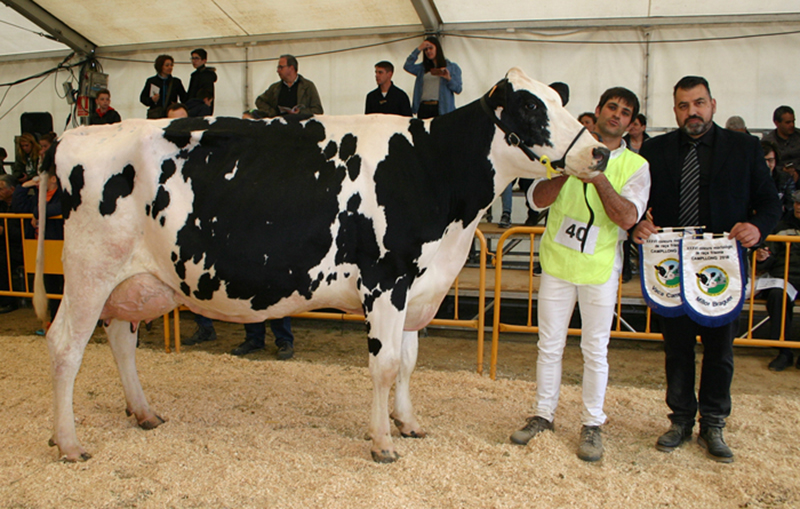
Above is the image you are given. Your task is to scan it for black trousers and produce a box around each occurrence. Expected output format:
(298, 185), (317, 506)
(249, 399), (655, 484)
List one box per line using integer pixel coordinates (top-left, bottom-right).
(657, 313), (738, 429)
(764, 287), (795, 357)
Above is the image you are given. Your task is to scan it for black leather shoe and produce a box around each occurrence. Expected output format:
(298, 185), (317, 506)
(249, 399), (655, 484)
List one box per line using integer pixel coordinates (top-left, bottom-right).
(698, 427), (734, 463)
(769, 353), (793, 372)
(498, 212), (511, 229)
(277, 343), (294, 360)
(656, 423), (693, 452)
(183, 326), (217, 346)
(231, 339), (265, 356)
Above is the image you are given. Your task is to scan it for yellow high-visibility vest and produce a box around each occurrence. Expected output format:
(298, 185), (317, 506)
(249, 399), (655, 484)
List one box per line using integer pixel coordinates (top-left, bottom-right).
(541, 148), (646, 285)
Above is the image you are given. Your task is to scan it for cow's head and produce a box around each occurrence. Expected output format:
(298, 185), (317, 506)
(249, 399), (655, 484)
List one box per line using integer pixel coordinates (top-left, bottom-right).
(483, 67), (609, 180)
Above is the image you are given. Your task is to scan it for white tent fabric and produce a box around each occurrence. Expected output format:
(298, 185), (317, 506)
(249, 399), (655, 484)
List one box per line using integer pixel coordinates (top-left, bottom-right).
(2, 1), (800, 159)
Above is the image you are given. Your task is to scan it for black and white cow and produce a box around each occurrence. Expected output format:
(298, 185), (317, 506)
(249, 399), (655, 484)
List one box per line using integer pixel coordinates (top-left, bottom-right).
(36, 68), (608, 463)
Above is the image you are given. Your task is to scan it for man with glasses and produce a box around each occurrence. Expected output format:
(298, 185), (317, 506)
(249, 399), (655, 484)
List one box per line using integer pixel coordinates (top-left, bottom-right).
(256, 54), (324, 117)
(187, 49), (217, 115)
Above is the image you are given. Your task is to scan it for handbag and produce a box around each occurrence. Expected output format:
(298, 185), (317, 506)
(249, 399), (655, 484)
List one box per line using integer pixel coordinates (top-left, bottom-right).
(146, 77), (174, 119)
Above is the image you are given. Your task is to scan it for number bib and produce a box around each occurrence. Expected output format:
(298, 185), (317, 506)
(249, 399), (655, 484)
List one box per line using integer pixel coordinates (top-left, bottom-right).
(553, 215), (600, 255)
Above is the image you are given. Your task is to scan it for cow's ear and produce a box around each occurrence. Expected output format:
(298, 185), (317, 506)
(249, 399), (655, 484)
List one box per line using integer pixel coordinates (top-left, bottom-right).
(486, 79), (508, 109)
(548, 82), (569, 107)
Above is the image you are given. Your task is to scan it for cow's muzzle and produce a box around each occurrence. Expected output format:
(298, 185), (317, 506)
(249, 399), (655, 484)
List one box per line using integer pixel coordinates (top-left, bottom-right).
(592, 146), (610, 173)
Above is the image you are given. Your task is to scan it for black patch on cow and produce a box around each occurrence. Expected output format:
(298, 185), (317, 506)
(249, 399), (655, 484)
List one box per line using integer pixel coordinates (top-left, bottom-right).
(340, 134), (357, 160)
(346, 193), (361, 212)
(309, 272), (324, 293)
(145, 204), (151, 216)
(171, 252), (178, 262)
(160, 216), (166, 227)
(347, 156), (361, 181)
(168, 117), (350, 311)
(99, 164), (136, 216)
(163, 117), (211, 149)
(159, 159), (177, 184)
(323, 140), (337, 160)
(194, 272), (220, 300)
(326, 273), (337, 283)
(362, 289), (382, 314)
(175, 260), (186, 280)
(150, 187), (170, 219)
(500, 89), (552, 148)
(368, 337), (382, 356)
(61, 165), (85, 220)
(180, 282), (190, 295)
(391, 276), (409, 311)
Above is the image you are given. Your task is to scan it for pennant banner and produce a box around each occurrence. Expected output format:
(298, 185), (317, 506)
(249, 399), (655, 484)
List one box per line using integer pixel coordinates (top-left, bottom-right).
(680, 233), (746, 327)
(638, 229), (686, 317)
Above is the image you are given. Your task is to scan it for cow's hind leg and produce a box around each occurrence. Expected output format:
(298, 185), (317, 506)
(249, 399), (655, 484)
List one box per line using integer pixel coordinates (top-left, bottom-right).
(390, 330), (426, 438)
(47, 296), (99, 462)
(105, 319), (165, 430)
(365, 295), (407, 463)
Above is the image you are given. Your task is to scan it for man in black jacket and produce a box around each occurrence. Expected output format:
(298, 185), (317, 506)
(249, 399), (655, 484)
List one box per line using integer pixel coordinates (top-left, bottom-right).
(187, 48), (217, 115)
(365, 61), (412, 117)
(633, 76), (781, 463)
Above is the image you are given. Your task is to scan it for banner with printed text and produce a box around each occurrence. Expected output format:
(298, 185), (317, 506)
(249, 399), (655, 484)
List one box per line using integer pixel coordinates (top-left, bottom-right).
(680, 233), (746, 327)
(638, 229), (685, 317)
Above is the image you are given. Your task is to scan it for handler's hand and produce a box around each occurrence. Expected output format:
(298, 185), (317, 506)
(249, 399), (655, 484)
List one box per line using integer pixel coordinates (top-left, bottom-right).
(755, 248), (771, 262)
(632, 219), (658, 244)
(729, 222), (761, 248)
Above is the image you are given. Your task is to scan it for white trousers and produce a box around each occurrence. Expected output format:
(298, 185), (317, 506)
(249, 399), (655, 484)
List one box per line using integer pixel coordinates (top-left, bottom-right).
(535, 270), (619, 427)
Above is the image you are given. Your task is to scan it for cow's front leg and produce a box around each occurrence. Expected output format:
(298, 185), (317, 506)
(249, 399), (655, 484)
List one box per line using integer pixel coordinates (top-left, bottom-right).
(105, 319), (165, 430)
(364, 293), (406, 463)
(390, 330), (426, 438)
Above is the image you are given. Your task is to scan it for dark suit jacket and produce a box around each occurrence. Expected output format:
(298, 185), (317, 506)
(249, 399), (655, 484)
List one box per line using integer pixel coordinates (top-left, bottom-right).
(639, 123), (781, 242)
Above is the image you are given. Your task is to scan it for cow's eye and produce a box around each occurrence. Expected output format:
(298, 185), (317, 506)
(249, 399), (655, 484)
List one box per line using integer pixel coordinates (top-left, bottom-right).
(525, 102), (537, 111)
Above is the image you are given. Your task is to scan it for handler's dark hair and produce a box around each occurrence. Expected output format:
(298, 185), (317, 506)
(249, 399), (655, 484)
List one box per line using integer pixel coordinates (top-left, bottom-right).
(578, 112), (596, 123)
(422, 36), (446, 71)
(154, 54), (174, 74)
(635, 113), (647, 126)
(597, 87), (640, 121)
(673, 76), (711, 99)
(773, 105), (794, 124)
(375, 61), (394, 73)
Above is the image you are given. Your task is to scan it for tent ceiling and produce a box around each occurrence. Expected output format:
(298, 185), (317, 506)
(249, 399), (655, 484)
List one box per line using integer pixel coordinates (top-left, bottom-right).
(3, 0), (800, 58)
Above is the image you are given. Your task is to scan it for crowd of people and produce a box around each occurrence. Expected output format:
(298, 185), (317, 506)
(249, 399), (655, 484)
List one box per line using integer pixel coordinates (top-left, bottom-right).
(2, 37), (800, 465)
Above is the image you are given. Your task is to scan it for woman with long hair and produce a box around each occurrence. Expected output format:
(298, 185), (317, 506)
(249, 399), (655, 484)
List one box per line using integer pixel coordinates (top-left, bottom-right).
(140, 54), (187, 119)
(12, 133), (40, 183)
(404, 36), (462, 119)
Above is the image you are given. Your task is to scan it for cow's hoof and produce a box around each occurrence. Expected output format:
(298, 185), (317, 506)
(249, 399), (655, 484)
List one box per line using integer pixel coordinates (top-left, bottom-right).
(139, 414), (166, 430)
(400, 429), (427, 439)
(371, 449), (400, 463)
(59, 451), (92, 463)
(48, 437), (57, 447)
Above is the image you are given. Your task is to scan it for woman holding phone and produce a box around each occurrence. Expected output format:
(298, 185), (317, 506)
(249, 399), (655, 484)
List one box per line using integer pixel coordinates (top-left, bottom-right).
(404, 36), (462, 119)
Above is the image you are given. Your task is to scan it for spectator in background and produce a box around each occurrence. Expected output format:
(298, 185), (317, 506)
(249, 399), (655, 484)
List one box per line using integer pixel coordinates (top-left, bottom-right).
(166, 103), (189, 118)
(187, 48), (217, 115)
(755, 189), (800, 372)
(89, 88), (121, 125)
(365, 61), (412, 116)
(404, 36), (462, 119)
(762, 139), (795, 214)
(623, 114), (650, 154)
(762, 106), (800, 171)
(12, 133), (39, 183)
(578, 112), (597, 132)
(0, 174), (22, 313)
(140, 54), (187, 119)
(724, 115), (748, 133)
(0, 147), (8, 171)
(256, 55), (324, 117)
(186, 88), (214, 117)
(38, 132), (56, 159)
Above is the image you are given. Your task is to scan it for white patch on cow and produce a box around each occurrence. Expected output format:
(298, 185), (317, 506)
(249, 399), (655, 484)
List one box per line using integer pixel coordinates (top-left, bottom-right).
(224, 161), (239, 180)
(263, 254), (268, 265)
(212, 217), (217, 223)
(314, 171), (320, 180)
(195, 218), (201, 228)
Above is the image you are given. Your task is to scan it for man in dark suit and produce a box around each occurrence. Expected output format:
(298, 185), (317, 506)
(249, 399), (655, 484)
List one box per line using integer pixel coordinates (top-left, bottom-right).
(633, 76), (781, 463)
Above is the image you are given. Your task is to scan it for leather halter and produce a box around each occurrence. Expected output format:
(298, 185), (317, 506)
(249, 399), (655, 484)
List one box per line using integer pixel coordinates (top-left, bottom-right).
(480, 80), (587, 179)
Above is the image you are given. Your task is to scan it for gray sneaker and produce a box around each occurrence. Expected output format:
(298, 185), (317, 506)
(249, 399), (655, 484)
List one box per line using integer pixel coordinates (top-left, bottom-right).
(577, 425), (603, 462)
(510, 416), (554, 445)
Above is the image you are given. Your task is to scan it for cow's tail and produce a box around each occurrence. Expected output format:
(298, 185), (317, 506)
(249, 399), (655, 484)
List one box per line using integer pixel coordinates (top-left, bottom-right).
(33, 143), (57, 323)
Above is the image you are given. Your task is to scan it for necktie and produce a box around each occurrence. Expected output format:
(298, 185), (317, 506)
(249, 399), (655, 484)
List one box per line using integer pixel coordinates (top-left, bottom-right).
(679, 141), (700, 227)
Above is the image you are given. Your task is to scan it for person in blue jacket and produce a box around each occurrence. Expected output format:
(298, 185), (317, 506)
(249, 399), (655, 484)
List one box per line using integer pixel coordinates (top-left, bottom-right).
(403, 36), (462, 119)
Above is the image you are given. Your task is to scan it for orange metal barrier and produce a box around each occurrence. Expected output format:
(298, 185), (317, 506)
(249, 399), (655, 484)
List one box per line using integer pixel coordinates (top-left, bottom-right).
(488, 226), (800, 379)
